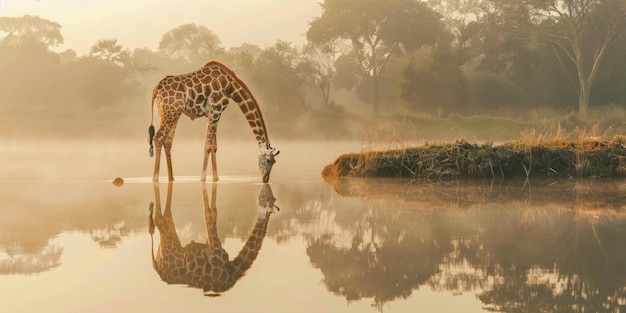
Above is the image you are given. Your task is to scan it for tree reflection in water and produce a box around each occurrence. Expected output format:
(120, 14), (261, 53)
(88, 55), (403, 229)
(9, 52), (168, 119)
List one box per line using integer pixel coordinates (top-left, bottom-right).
(90, 221), (130, 248)
(0, 243), (62, 275)
(307, 178), (626, 312)
(0, 183), (146, 275)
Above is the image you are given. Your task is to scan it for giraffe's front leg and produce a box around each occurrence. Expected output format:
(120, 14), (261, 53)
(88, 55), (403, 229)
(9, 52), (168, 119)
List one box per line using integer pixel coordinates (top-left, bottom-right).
(202, 122), (218, 182)
(201, 142), (218, 182)
(165, 145), (175, 182)
(153, 151), (161, 182)
(211, 149), (218, 182)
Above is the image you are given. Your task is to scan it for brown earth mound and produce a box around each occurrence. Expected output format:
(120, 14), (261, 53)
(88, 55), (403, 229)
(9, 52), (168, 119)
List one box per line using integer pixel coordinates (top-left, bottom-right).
(322, 136), (626, 180)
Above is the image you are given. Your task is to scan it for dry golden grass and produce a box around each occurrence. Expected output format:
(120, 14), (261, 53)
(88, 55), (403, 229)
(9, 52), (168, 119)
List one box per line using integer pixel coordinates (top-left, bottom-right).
(323, 126), (626, 180)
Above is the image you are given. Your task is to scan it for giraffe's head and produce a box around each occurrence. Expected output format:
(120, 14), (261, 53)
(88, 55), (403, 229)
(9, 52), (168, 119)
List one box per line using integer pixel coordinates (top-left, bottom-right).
(258, 148), (279, 183)
(258, 184), (280, 214)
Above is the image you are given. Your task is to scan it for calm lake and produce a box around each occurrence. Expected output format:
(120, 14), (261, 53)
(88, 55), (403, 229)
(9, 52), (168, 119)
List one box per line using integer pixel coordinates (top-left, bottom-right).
(1, 140), (625, 313)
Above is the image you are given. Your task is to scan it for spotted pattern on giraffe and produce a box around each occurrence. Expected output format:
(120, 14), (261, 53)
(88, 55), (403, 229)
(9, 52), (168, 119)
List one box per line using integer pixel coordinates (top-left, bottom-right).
(148, 60), (279, 182)
(149, 183), (278, 295)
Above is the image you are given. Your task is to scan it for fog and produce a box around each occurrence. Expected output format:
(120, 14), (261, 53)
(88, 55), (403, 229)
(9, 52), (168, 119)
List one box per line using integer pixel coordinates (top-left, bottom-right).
(1, 0), (319, 54)
(1, 1), (625, 144)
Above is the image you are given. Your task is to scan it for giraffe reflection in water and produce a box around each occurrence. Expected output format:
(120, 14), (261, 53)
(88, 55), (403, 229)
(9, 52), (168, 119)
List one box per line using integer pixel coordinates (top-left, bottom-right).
(149, 182), (278, 296)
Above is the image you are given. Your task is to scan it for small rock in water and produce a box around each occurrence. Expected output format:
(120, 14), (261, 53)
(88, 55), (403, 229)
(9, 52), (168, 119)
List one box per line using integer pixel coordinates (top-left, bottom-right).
(113, 177), (124, 187)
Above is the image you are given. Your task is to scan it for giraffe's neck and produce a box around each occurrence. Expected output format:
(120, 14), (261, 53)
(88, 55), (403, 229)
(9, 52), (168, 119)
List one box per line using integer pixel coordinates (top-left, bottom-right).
(232, 211), (272, 269)
(201, 61), (272, 153)
(239, 96), (272, 153)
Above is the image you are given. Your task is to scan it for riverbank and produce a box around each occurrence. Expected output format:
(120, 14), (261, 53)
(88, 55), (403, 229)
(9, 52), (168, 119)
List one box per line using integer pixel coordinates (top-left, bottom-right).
(322, 136), (626, 180)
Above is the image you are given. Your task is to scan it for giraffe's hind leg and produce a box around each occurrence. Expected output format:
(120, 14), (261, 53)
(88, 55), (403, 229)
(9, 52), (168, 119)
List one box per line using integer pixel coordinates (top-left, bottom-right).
(152, 130), (164, 182)
(163, 126), (177, 182)
(153, 115), (179, 182)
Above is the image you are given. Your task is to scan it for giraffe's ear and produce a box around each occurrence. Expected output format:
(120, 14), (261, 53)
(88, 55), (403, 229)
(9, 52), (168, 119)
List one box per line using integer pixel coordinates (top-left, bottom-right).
(273, 150), (280, 157)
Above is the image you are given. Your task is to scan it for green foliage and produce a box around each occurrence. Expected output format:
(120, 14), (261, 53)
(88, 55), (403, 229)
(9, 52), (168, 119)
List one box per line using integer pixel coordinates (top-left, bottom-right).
(64, 56), (140, 107)
(3, 4), (626, 138)
(0, 37), (61, 105)
(0, 16), (64, 106)
(0, 15), (63, 47)
(332, 53), (360, 91)
(251, 40), (307, 115)
(308, 0), (445, 52)
(158, 23), (226, 67)
(90, 39), (130, 68)
(401, 46), (468, 111)
(300, 42), (339, 108)
(468, 71), (522, 110)
(308, 0), (448, 113)
(504, 0), (626, 117)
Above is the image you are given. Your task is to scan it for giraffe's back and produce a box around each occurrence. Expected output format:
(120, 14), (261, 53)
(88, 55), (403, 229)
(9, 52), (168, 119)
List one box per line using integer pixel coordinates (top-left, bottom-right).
(155, 62), (240, 121)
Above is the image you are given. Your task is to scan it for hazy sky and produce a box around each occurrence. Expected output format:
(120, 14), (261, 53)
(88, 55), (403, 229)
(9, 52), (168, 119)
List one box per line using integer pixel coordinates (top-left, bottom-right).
(0, 0), (321, 54)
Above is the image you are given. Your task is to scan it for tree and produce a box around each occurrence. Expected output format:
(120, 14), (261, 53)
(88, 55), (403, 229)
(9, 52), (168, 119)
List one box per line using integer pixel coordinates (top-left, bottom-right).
(463, 2), (539, 108)
(128, 47), (160, 74)
(495, 0), (626, 118)
(333, 53), (361, 91)
(0, 15), (63, 47)
(427, 0), (483, 51)
(251, 40), (307, 114)
(0, 16), (62, 105)
(301, 42), (340, 109)
(69, 40), (140, 107)
(401, 46), (468, 112)
(65, 56), (139, 107)
(0, 37), (60, 105)
(307, 0), (446, 114)
(158, 23), (225, 66)
(590, 29), (626, 106)
(90, 39), (130, 68)
(227, 43), (262, 77)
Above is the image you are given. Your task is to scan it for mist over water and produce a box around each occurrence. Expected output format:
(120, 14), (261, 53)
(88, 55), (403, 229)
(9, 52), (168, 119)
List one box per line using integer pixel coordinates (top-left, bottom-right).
(2, 138), (626, 312)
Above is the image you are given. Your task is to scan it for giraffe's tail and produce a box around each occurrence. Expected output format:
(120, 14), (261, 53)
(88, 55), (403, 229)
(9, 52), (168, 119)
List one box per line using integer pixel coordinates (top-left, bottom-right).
(148, 202), (156, 263)
(148, 87), (157, 157)
(148, 125), (155, 157)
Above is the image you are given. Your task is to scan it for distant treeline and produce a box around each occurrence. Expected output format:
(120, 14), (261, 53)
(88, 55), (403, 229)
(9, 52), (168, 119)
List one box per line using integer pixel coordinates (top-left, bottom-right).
(1, 0), (625, 122)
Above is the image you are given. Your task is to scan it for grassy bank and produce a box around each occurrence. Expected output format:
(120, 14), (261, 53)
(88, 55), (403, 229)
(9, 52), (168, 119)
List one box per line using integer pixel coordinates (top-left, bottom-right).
(322, 135), (626, 180)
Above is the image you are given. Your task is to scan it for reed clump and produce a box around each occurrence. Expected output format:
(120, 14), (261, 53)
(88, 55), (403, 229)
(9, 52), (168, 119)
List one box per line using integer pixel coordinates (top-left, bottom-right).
(322, 135), (626, 181)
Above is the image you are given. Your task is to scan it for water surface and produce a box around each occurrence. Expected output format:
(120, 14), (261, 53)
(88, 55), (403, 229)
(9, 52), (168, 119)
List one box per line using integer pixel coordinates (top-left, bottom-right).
(1, 140), (625, 313)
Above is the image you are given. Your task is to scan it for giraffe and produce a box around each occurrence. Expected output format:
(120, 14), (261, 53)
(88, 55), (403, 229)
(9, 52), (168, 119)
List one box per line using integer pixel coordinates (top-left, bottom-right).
(148, 60), (279, 183)
(148, 182), (278, 295)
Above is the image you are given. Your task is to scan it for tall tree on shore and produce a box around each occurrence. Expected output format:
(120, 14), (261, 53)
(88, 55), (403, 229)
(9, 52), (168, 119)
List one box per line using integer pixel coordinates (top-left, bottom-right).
(307, 0), (446, 114)
(301, 41), (341, 109)
(490, 0), (626, 118)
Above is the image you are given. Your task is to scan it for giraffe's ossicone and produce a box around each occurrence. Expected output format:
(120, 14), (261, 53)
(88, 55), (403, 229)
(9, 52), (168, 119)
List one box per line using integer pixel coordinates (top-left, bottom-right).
(148, 182), (278, 295)
(148, 60), (279, 183)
